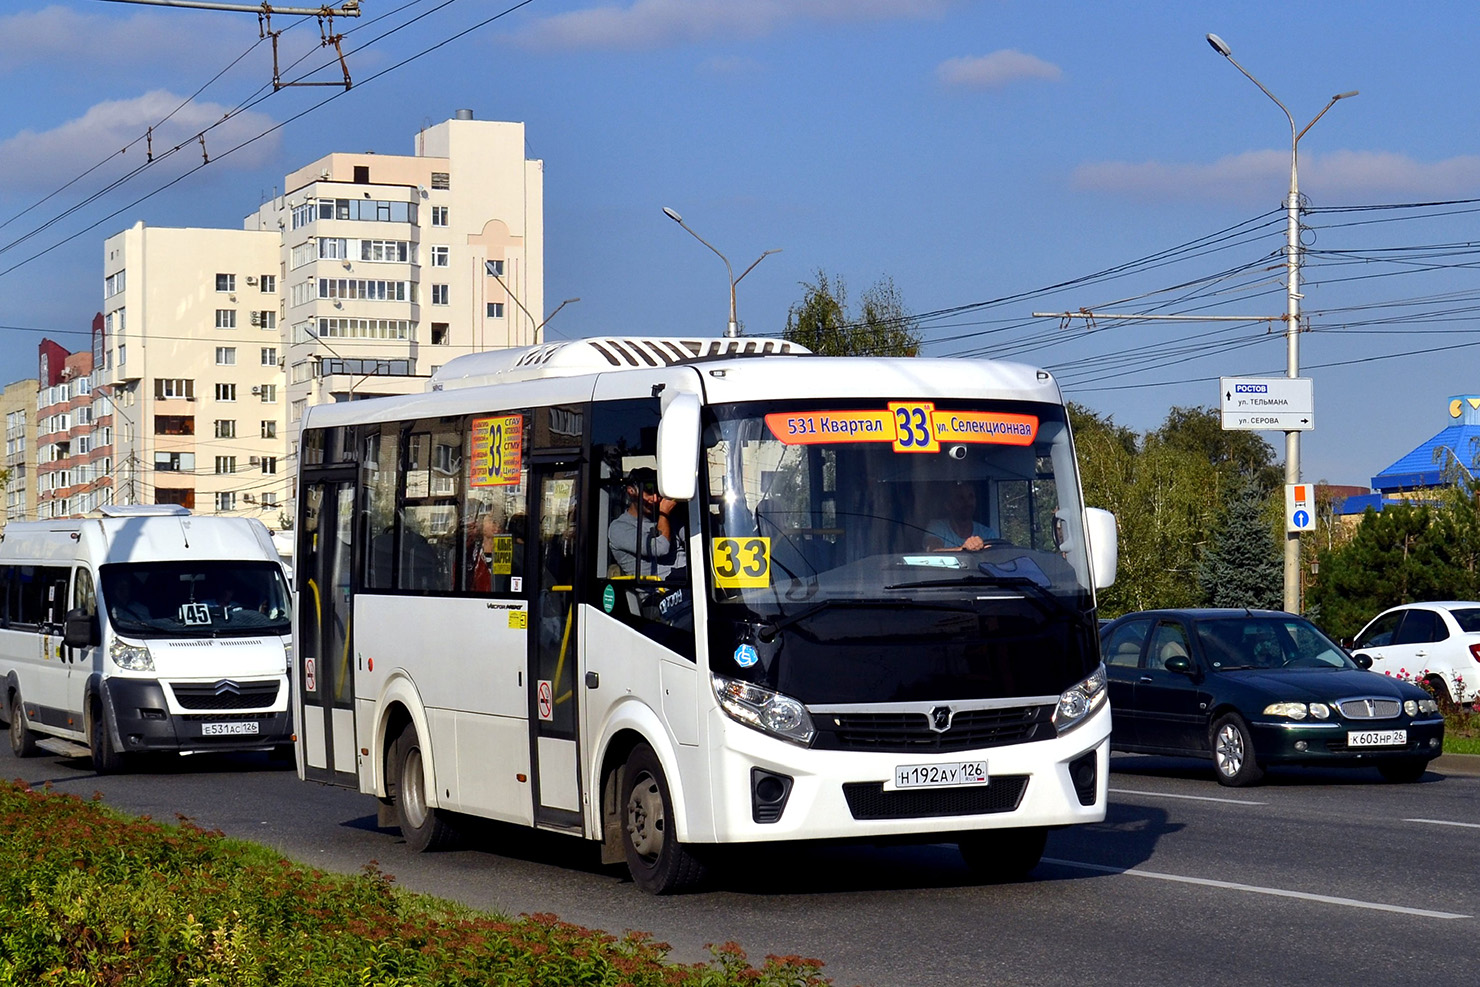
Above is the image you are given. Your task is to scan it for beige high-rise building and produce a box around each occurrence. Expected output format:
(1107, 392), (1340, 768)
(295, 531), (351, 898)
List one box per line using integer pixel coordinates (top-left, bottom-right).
(1, 376), (39, 525)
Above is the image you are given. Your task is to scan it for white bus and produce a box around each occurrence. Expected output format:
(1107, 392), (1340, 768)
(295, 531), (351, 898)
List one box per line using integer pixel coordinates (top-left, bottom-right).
(293, 337), (1117, 893)
(1, 506), (295, 773)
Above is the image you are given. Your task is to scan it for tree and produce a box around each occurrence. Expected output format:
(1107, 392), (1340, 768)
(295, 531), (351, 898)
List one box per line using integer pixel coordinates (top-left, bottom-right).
(783, 270), (920, 356)
(1153, 406), (1282, 495)
(1198, 477), (1283, 609)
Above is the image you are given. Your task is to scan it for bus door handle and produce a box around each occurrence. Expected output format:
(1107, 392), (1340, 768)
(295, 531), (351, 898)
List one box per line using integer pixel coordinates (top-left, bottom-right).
(585, 671), (599, 689)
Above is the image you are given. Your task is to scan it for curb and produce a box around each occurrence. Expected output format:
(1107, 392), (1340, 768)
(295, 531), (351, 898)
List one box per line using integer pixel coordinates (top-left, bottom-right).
(1432, 753), (1480, 778)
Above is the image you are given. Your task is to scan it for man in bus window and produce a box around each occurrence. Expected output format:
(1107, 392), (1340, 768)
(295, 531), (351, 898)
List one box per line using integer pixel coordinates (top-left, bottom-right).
(924, 482), (1000, 552)
(608, 467), (684, 578)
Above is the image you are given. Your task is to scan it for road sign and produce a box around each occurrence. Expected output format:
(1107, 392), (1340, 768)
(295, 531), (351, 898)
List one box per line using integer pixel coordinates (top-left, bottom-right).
(1286, 484), (1315, 533)
(1220, 377), (1314, 431)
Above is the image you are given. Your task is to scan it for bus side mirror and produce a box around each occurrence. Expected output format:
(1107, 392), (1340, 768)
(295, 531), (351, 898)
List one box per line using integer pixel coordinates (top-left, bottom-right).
(1084, 508), (1118, 591)
(64, 608), (100, 649)
(656, 391), (700, 501)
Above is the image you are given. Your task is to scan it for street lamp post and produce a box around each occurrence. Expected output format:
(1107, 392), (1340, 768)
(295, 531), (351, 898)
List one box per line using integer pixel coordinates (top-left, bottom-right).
(662, 207), (780, 338)
(537, 297), (580, 338)
(1207, 33), (1356, 613)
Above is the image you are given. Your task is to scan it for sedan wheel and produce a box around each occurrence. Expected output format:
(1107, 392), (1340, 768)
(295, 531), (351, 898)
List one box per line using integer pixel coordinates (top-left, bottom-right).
(1211, 713), (1264, 787)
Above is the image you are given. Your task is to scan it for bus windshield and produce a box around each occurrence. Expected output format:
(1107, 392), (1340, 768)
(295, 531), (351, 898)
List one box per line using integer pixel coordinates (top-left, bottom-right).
(701, 398), (1098, 704)
(100, 561), (292, 638)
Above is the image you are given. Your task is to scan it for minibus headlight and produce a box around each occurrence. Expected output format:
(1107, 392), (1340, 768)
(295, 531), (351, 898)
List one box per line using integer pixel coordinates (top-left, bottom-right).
(110, 638), (154, 672)
(1053, 664), (1107, 734)
(712, 674), (815, 747)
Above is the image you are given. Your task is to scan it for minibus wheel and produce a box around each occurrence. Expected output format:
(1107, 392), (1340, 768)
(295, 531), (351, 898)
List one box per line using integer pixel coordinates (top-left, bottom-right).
(9, 692), (39, 758)
(958, 826), (1048, 883)
(620, 743), (705, 894)
(88, 698), (126, 774)
(390, 723), (458, 852)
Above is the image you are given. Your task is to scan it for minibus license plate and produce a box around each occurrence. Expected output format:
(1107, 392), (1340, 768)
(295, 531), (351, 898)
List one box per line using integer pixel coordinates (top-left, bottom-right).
(892, 761), (988, 790)
(202, 722), (259, 737)
(1348, 729), (1405, 747)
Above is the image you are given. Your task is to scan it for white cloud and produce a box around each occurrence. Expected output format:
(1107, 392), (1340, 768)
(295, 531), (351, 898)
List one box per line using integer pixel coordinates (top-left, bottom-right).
(935, 50), (1061, 90)
(510, 0), (953, 51)
(0, 92), (281, 193)
(1073, 150), (1480, 202)
(0, 5), (245, 74)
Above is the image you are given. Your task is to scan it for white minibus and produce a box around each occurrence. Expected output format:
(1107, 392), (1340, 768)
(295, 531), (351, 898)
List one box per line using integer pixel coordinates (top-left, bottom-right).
(294, 337), (1117, 893)
(1, 505), (294, 773)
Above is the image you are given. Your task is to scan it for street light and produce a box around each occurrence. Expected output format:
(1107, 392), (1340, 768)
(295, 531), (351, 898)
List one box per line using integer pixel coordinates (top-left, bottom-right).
(1207, 32), (1356, 613)
(536, 297), (580, 337)
(662, 207), (780, 338)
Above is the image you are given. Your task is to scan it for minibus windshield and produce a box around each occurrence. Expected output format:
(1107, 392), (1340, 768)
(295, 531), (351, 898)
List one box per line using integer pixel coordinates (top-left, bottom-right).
(100, 561), (291, 638)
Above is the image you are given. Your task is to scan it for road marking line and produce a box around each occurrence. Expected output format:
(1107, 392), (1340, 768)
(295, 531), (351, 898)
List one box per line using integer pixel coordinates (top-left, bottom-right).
(1041, 858), (1470, 920)
(1109, 787), (1266, 806)
(1405, 818), (1480, 830)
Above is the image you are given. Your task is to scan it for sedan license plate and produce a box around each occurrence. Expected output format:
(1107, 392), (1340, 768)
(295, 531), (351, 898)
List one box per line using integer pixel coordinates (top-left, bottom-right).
(1348, 729), (1406, 748)
(201, 721), (259, 737)
(892, 761), (988, 790)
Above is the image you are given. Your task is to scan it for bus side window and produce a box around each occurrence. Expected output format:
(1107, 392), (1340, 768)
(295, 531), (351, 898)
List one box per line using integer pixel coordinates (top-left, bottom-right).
(72, 568), (97, 618)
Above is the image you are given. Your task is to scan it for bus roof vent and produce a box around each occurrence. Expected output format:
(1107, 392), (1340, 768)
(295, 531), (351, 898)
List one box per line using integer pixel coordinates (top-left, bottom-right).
(96, 504), (191, 517)
(430, 337), (811, 389)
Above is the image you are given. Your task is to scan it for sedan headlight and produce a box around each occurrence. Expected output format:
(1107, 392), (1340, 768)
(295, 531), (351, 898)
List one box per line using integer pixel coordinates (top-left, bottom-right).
(1053, 664), (1107, 734)
(110, 638), (154, 672)
(1417, 698), (1440, 715)
(1264, 701), (1308, 720)
(712, 674), (815, 746)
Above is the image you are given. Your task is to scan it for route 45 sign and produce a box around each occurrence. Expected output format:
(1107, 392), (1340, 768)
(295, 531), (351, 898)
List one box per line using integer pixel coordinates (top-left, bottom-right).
(1286, 484), (1316, 533)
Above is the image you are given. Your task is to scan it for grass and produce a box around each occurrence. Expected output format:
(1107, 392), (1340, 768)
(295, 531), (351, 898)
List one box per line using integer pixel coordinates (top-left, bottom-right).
(0, 778), (831, 987)
(1443, 703), (1480, 755)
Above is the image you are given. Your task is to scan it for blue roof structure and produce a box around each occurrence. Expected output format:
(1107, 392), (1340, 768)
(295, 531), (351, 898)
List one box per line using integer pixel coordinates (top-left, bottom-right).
(1372, 395), (1480, 492)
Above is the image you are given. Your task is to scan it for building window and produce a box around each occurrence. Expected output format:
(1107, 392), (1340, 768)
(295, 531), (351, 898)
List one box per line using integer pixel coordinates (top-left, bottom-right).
(154, 415), (194, 436)
(431, 284), (449, 305)
(216, 273), (235, 292)
(258, 384), (277, 403)
(154, 378), (194, 400)
(157, 488), (195, 509)
(154, 451), (195, 472)
(486, 259), (504, 277)
(353, 165), (370, 184)
(431, 322), (449, 345)
(486, 303), (504, 319)
(431, 206), (448, 227)
(216, 383), (237, 402)
(253, 311), (277, 329)
(216, 492), (236, 512)
(215, 346), (236, 365)
(214, 419), (236, 439)
(430, 172), (449, 190)
(360, 240), (411, 263)
(216, 309), (237, 329)
(260, 274), (276, 292)
(215, 456), (236, 474)
(291, 399), (306, 422)
(261, 347), (277, 366)
(104, 271), (126, 297)
(431, 246), (449, 267)
(261, 492), (279, 508)
(261, 456), (278, 475)
(118, 344), (126, 366)
(261, 420), (277, 439)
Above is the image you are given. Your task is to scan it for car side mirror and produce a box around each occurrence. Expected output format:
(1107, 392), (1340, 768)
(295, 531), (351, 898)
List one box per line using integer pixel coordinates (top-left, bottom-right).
(1164, 655), (1192, 674)
(63, 608), (100, 649)
(1351, 652), (1373, 670)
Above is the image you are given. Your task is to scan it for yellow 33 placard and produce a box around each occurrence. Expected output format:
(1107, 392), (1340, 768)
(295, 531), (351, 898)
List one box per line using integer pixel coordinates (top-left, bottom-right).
(711, 537), (771, 588)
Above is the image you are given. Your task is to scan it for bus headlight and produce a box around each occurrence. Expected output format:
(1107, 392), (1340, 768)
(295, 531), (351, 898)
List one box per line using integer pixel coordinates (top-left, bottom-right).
(110, 638), (154, 672)
(712, 674), (816, 747)
(1053, 664), (1107, 734)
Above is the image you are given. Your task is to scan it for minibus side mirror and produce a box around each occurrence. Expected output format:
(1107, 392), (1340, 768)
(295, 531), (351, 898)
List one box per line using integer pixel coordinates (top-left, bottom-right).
(656, 391), (700, 501)
(63, 608), (100, 649)
(1084, 508), (1118, 591)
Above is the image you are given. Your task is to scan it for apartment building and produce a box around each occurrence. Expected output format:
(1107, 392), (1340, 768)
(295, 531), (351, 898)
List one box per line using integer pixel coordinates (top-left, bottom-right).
(1, 375), (39, 525)
(35, 325), (116, 520)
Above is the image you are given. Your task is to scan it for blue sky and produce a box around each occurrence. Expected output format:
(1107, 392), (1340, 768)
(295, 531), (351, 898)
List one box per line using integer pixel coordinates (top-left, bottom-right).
(4, 0), (1480, 487)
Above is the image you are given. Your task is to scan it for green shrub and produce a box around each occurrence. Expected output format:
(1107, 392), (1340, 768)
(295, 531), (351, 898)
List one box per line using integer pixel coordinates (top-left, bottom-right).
(0, 779), (829, 987)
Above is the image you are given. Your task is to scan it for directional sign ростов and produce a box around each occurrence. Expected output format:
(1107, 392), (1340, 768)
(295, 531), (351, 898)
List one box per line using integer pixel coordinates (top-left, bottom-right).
(1220, 377), (1314, 431)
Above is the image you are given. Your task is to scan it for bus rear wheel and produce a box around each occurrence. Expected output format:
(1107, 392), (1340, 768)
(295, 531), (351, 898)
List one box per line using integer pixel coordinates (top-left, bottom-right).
(390, 723), (458, 852)
(9, 692), (40, 758)
(621, 743), (705, 894)
(88, 698), (126, 774)
(958, 826), (1048, 883)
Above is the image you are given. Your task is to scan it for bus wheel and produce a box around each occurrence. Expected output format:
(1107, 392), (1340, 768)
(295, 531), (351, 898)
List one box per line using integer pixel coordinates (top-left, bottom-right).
(391, 724), (458, 852)
(958, 826), (1048, 883)
(621, 743), (705, 894)
(9, 692), (39, 758)
(89, 698), (126, 774)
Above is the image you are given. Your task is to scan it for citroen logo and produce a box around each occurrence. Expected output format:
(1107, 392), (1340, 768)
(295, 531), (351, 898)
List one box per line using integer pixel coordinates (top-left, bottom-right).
(213, 680), (242, 696)
(928, 706), (954, 733)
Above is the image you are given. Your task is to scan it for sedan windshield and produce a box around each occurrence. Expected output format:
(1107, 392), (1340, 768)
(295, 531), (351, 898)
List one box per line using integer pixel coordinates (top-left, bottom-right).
(101, 561), (291, 638)
(1195, 616), (1354, 671)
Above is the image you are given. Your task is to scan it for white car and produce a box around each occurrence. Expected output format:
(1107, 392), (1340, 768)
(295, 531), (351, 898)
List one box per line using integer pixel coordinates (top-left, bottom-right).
(1349, 601), (1480, 705)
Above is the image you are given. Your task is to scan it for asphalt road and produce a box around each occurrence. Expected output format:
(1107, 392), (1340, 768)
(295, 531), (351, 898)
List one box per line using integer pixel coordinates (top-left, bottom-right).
(6, 743), (1478, 987)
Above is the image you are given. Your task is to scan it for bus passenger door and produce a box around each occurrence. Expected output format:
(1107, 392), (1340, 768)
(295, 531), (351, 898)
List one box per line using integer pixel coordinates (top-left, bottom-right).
(529, 463), (584, 830)
(298, 479), (359, 785)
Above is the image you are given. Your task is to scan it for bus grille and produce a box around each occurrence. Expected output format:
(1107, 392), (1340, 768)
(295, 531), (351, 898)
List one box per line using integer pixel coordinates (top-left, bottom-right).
(842, 777), (1029, 820)
(170, 680), (280, 711)
(813, 705), (1052, 754)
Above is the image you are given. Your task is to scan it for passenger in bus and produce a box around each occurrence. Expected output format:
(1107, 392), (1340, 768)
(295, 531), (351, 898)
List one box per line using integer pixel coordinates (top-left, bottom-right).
(108, 579), (151, 622)
(923, 482), (1000, 552)
(466, 509), (501, 592)
(608, 467), (685, 578)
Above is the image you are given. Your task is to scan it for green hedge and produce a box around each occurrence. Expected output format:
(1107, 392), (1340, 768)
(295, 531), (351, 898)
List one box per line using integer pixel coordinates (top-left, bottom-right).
(0, 779), (829, 986)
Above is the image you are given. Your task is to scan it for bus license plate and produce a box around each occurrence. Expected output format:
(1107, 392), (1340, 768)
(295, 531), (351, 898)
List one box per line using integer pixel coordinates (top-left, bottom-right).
(1348, 729), (1405, 748)
(201, 722), (259, 737)
(892, 761), (988, 790)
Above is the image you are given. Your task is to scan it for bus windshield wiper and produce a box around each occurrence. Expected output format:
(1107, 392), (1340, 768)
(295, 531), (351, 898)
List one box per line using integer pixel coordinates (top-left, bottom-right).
(756, 597), (899, 642)
(884, 572), (1082, 623)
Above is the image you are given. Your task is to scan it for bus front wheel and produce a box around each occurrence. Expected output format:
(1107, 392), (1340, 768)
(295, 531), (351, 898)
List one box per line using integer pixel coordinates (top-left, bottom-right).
(958, 826), (1048, 883)
(390, 723), (458, 852)
(88, 698), (126, 774)
(9, 692), (39, 758)
(620, 743), (705, 894)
